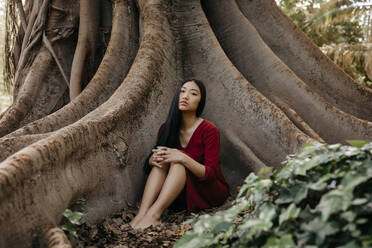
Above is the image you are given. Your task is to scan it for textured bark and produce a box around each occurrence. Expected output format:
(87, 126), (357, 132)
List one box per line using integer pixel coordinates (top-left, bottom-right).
(41, 227), (72, 248)
(0, 0), (371, 247)
(236, 0), (372, 121)
(0, 0), (176, 246)
(69, 0), (100, 100)
(0, 0), (80, 137)
(0, 0), (138, 159)
(171, 0), (312, 191)
(202, 0), (372, 144)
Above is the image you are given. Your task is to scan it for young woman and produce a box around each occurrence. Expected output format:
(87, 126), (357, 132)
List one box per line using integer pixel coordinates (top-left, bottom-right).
(130, 79), (229, 229)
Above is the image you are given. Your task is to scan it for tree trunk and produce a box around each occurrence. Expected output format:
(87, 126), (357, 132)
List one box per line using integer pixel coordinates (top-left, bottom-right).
(0, 0), (371, 246)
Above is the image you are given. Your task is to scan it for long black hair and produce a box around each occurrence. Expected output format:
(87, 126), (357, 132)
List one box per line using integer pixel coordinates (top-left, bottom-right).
(143, 79), (206, 173)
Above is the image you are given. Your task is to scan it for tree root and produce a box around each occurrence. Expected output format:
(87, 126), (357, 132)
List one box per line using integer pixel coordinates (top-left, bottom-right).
(236, 0), (372, 121)
(274, 99), (324, 142)
(0, 133), (51, 163)
(6, 0), (138, 138)
(16, 0), (27, 31)
(202, 0), (372, 143)
(14, 0), (49, 96)
(43, 32), (70, 87)
(222, 128), (268, 173)
(69, 0), (100, 100)
(0, 48), (54, 137)
(171, 0), (313, 173)
(41, 226), (72, 248)
(0, 0), (80, 137)
(0, 0), (176, 246)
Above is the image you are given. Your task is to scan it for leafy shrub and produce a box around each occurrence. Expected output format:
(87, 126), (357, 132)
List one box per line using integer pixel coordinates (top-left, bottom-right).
(175, 141), (372, 248)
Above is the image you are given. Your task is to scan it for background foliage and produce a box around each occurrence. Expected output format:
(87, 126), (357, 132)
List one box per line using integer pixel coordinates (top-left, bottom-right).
(176, 141), (372, 247)
(276, 0), (372, 88)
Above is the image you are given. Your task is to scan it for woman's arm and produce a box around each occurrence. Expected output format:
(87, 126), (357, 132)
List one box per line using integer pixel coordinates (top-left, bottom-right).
(154, 146), (205, 177)
(193, 126), (220, 182)
(153, 122), (220, 181)
(180, 153), (206, 179)
(155, 125), (220, 180)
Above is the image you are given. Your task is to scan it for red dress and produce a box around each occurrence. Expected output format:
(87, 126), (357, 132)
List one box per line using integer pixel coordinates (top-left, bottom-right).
(157, 119), (229, 212)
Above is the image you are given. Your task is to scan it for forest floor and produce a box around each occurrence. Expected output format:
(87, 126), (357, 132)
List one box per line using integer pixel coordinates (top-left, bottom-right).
(75, 197), (234, 248)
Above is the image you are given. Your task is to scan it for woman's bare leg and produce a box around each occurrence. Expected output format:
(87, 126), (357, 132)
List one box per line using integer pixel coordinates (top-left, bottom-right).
(135, 162), (186, 229)
(129, 164), (170, 227)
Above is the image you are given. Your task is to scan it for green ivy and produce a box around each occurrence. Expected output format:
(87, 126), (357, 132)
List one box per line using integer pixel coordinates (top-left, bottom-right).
(175, 141), (372, 248)
(59, 198), (86, 239)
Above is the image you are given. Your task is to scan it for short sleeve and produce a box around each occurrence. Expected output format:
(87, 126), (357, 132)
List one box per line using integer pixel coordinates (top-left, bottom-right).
(198, 126), (220, 182)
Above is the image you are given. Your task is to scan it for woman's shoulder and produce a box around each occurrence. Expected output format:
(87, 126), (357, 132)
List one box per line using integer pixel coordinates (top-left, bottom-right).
(200, 119), (219, 134)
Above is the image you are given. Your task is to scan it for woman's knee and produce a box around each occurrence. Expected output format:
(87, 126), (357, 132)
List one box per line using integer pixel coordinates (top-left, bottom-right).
(152, 162), (170, 172)
(170, 162), (186, 172)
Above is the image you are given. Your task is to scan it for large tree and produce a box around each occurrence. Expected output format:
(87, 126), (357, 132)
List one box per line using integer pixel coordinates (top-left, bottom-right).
(0, 0), (371, 247)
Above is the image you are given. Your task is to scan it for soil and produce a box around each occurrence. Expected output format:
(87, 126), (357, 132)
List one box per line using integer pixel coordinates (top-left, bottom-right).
(74, 197), (233, 247)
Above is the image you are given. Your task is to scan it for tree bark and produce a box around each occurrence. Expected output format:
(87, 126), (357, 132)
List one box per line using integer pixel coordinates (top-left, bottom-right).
(236, 0), (372, 121)
(0, 0), (176, 246)
(0, 0), (371, 246)
(69, 0), (100, 100)
(0, 0), (80, 137)
(202, 0), (372, 144)
(0, 0), (138, 161)
(171, 0), (313, 191)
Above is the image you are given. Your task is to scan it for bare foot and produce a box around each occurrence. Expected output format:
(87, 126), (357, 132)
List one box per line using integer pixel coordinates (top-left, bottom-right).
(129, 213), (146, 228)
(133, 213), (161, 230)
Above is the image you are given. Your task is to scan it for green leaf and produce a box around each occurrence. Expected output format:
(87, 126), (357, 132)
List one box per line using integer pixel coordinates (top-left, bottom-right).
(279, 203), (301, 225)
(238, 203), (276, 241)
(174, 233), (198, 248)
(298, 142), (325, 157)
(176, 232), (219, 248)
(275, 183), (308, 204)
(316, 189), (353, 221)
(258, 203), (277, 222)
(301, 217), (339, 245)
(274, 164), (295, 181)
(239, 219), (274, 241)
(62, 209), (84, 225)
(258, 167), (273, 177)
(263, 234), (296, 248)
(60, 223), (78, 239)
(237, 173), (259, 198)
(341, 211), (356, 222)
(213, 221), (233, 233)
(346, 140), (371, 148)
(341, 171), (369, 192)
(336, 240), (360, 248)
(308, 173), (332, 191)
(352, 198), (368, 206)
(294, 157), (319, 176)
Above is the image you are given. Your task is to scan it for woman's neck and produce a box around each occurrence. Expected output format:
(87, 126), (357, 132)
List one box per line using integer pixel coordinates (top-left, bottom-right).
(181, 112), (200, 130)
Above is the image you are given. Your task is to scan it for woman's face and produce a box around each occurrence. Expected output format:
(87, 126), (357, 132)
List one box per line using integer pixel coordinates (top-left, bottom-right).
(178, 81), (201, 113)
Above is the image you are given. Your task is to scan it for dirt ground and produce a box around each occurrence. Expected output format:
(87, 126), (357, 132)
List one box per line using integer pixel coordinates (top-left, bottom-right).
(74, 197), (233, 248)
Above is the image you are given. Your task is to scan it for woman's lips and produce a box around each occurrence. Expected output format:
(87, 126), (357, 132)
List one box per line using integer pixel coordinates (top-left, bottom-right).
(180, 101), (188, 105)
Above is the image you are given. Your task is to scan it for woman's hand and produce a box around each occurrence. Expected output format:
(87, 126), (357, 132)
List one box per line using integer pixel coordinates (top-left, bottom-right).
(149, 153), (164, 168)
(152, 146), (186, 165)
